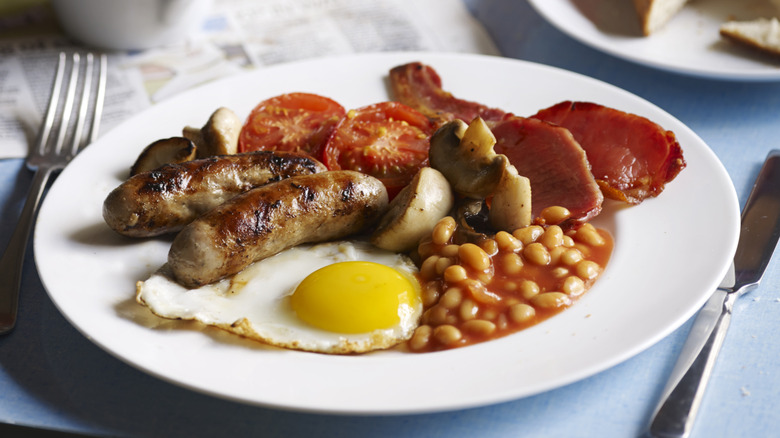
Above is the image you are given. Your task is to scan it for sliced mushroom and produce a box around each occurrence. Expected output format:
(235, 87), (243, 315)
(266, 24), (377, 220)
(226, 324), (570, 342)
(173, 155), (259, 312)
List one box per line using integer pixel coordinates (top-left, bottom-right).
(429, 117), (505, 198)
(371, 167), (454, 252)
(489, 164), (532, 232)
(452, 198), (492, 244)
(183, 107), (242, 158)
(129, 137), (197, 176)
(429, 116), (532, 232)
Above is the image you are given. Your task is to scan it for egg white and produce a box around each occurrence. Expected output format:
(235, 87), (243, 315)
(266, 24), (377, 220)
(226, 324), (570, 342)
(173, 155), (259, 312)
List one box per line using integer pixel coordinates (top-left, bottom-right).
(136, 241), (422, 354)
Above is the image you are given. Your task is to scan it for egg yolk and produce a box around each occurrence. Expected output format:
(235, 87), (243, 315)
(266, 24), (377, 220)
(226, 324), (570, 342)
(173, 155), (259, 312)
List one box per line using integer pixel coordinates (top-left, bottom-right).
(290, 261), (420, 334)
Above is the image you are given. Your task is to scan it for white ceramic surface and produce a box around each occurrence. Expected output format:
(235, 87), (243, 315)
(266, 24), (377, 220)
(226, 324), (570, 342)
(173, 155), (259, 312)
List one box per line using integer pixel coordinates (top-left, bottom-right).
(34, 52), (740, 414)
(528, 0), (780, 81)
(51, 0), (211, 50)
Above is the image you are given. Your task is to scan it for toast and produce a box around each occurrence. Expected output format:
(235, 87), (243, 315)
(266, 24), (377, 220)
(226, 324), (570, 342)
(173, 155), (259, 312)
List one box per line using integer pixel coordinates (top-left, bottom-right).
(633, 0), (690, 36)
(720, 18), (780, 58)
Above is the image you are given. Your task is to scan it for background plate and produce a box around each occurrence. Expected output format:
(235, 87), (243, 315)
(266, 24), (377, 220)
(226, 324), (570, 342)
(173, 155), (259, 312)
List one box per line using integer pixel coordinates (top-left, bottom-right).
(529, 0), (780, 81)
(34, 52), (739, 414)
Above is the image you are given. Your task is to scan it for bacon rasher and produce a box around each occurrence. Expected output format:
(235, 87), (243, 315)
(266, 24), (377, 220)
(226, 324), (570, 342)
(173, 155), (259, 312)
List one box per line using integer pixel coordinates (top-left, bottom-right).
(532, 101), (686, 204)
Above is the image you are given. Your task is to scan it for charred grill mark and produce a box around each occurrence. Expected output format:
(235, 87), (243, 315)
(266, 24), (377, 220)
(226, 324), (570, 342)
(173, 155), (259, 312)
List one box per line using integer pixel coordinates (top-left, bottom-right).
(302, 160), (322, 173)
(269, 152), (285, 172)
(300, 185), (316, 203)
(268, 151), (323, 176)
(341, 181), (355, 202)
(140, 170), (187, 194)
(246, 202), (273, 237)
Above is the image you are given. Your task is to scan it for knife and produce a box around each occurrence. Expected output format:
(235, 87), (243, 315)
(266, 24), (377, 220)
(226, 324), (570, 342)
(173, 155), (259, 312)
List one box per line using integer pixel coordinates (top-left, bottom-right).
(647, 149), (780, 438)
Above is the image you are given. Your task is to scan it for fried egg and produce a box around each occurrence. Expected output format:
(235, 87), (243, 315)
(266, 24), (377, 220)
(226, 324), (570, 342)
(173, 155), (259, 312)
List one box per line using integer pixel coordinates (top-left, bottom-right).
(136, 241), (422, 354)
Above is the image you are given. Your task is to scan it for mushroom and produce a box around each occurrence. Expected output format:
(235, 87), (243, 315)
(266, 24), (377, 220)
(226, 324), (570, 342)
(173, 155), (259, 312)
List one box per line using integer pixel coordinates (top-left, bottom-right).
(129, 137), (197, 176)
(371, 167), (454, 252)
(429, 117), (532, 232)
(452, 198), (492, 244)
(182, 107), (242, 158)
(490, 164), (532, 232)
(429, 117), (504, 198)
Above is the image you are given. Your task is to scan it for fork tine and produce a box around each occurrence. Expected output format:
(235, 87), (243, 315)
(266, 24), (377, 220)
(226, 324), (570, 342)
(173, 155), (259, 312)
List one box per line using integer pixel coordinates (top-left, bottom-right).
(69, 53), (94, 157)
(53, 53), (81, 155)
(35, 53), (67, 157)
(89, 54), (108, 144)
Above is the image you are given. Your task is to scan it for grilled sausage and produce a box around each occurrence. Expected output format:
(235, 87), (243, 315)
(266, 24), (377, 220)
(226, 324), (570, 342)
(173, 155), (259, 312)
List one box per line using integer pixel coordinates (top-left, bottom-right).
(103, 151), (326, 237)
(168, 170), (388, 288)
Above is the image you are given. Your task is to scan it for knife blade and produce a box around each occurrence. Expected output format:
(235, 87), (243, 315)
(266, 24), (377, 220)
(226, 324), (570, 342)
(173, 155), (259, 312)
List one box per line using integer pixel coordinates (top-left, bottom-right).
(647, 149), (780, 438)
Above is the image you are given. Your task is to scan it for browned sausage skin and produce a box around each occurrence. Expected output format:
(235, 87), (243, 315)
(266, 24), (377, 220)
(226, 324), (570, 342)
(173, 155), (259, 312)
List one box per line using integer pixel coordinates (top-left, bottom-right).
(103, 151), (327, 237)
(168, 170), (389, 288)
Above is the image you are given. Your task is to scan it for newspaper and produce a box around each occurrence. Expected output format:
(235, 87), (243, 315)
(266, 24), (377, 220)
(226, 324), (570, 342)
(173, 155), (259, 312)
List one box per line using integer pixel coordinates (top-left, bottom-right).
(0, 0), (498, 159)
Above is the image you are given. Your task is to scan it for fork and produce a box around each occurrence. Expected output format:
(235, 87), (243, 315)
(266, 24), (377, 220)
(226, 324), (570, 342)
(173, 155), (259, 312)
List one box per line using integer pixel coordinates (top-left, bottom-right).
(0, 52), (107, 334)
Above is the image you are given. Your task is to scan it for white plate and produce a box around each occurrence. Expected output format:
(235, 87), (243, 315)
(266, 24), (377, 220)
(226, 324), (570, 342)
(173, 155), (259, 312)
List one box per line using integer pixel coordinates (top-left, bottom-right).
(35, 52), (740, 414)
(528, 0), (780, 81)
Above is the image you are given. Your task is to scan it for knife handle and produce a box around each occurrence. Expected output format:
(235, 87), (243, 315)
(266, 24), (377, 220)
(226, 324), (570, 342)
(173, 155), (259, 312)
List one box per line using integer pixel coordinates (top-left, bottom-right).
(647, 289), (737, 438)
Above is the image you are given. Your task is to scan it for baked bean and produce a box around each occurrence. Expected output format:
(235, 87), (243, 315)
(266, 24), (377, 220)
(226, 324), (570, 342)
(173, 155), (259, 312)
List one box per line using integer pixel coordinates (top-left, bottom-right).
(552, 267), (569, 278)
(479, 238), (499, 256)
(540, 225), (564, 249)
(432, 216), (456, 245)
(513, 225), (544, 245)
(482, 309), (498, 320)
(576, 260), (601, 280)
(563, 276), (586, 296)
(500, 252), (523, 275)
(503, 280), (518, 291)
(495, 313), (508, 330)
(540, 206), (571, 225)
(531, 292), (572, 309)
(562, 235), (575, 248)
(524, 242), (551, 266)
(509, 303), (536, 323)
(441, 244), (460, 258)
(477, 271), (494, 284)
(422, 281), (440, 307)
(574, 243), (592, 258)
(462, 319), (496, 336)
(425, 305), (449, 325)
(459, 298), (479, 321)
(443, 264), (468, 283)
(408, 325), (432, 351)
(560, 248), (583, 266)
(439, 287), (463, 309)
(549, 246), (566, 265)
(495, 231), (522, 252)
(463, 279), (500, 304)
(433, 324), (462, 346)
(435, 256), (453, 275)
(417, 237), (434, 259)
(420, 255), (440, 280)
(574, 223), (605, 246)
(519, 280), (540, 299)
(459, 243), (491, 271)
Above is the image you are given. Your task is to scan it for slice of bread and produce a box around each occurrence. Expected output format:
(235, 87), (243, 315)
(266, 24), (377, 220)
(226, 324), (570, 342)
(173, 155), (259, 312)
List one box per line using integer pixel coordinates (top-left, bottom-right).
(633, 0), (690, 36)
(720, 18), (780, 58)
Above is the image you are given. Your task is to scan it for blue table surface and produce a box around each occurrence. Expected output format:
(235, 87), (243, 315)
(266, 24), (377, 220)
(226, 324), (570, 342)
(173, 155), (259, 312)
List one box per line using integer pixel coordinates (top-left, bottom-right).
(2, 1), (780, 437)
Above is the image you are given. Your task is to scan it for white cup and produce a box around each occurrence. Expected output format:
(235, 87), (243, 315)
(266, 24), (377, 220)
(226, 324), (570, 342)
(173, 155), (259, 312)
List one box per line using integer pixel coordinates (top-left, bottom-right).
(51, 0), (211, 51)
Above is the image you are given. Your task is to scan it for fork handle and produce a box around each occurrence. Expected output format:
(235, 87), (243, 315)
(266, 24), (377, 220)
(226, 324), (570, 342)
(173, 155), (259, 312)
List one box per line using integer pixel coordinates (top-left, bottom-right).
(0, 166), (55, 334)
